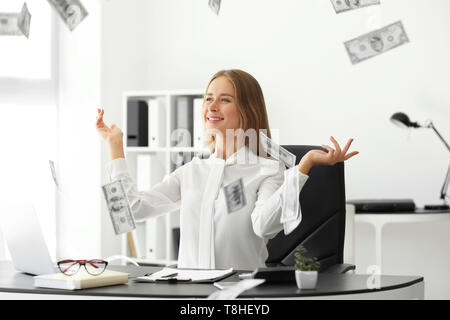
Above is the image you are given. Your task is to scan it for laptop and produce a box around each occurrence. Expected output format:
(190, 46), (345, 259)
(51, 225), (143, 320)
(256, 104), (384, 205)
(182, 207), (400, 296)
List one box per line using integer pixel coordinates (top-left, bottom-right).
(0, 203), (57, 275)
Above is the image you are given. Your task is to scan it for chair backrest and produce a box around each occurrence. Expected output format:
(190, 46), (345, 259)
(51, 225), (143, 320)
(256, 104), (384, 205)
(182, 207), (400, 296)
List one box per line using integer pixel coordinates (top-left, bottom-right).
(266, 145), (347, 272)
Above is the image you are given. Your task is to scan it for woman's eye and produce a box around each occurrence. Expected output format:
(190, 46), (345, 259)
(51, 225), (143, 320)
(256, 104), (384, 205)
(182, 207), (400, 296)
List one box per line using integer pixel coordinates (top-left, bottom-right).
(221, 99), (230, 103)
(205, 97), (213, 102)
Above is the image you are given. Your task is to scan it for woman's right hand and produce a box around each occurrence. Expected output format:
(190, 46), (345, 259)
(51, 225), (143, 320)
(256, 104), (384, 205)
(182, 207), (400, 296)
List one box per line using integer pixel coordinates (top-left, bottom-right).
(96, 108), (125, 160)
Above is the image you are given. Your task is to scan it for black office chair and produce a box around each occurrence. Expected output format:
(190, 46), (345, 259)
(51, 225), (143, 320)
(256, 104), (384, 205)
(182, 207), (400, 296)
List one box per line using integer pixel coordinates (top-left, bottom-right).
(266, 145), (356, 274)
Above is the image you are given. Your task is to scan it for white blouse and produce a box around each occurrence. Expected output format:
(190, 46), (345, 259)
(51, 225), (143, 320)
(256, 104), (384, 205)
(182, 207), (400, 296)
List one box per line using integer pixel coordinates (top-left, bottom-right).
(106, 146), (309, 270)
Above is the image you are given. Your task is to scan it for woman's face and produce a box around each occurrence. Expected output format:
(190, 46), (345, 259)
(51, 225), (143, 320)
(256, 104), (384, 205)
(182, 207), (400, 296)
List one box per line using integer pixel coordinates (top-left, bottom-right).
(203, 76), (241, 135)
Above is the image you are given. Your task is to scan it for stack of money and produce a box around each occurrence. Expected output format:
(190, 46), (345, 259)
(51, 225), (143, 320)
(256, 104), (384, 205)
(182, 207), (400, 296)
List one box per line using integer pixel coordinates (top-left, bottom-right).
(0, 3), (31, 38)
(344, 21), (409, 64)
(259, 131), (296, 168)
(102, 180), (136, 235)
(47, 0), (88, 31)
(208, 0), (221, 16)
(331, 0), (380, 14)
(224, 178), (247, 214)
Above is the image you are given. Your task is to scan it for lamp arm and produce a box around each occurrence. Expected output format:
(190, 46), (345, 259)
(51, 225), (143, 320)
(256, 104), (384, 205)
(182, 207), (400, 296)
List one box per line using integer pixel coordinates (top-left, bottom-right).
(426, 122), (450, 202)
(440, 163), (450, 202)
(427, 122), (450, 152)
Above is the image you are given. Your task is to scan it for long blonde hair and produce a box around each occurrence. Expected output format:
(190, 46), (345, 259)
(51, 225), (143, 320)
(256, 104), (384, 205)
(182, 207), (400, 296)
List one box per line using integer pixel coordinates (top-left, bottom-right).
(204, 69), (272, 156)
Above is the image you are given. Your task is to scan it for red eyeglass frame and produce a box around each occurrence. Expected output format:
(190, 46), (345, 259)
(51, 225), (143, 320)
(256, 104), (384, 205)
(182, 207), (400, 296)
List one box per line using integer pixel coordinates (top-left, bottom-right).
(57, 259), (108, 276)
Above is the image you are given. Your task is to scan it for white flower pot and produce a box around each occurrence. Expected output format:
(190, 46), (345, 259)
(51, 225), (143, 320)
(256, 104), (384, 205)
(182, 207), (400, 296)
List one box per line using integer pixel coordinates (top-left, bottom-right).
(295, 270), (318, 290)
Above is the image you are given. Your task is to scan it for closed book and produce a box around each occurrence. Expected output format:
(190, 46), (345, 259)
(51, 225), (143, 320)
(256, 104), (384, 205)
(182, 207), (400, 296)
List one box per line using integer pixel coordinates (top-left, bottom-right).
(33, 270), (129, 290)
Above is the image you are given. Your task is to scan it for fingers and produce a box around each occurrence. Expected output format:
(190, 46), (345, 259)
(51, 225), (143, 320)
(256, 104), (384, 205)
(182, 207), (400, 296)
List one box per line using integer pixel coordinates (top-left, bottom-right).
(323, 137), (359, 163)
(341, 138), (353, 155)
(96, 108), (104, 119)
(343, 151), (359, 161)
(96, 108), (105, 126)
(321, 145), (336, 164)
(330, 136), (341, 155)
(321, 144), (334, 156)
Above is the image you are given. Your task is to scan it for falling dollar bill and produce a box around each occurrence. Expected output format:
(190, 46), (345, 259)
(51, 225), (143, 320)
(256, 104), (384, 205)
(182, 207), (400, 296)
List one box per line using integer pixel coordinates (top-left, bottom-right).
(208, 0), (221, 15)
(259, 131), (296, 168)
(47, 0), (88, 31)
(102, 180), (136, 235)
(0, 3), (31, 38)
(224, 178), (247, 214)
(280, 166), (300, 224)
(344, 21), (410, 64)
(330, 0), (380, 14)
(49, 160), (60, 189)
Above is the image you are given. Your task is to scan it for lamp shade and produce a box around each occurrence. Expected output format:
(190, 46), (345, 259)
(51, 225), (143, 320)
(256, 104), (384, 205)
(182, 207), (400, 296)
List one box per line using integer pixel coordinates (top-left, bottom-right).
(390, 112), (420, 128)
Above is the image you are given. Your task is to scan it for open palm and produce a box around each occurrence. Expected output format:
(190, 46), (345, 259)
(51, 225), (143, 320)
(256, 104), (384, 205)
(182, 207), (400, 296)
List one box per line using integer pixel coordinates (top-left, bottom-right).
(96, 108), (122, 142)
(307, 136), (359, 166)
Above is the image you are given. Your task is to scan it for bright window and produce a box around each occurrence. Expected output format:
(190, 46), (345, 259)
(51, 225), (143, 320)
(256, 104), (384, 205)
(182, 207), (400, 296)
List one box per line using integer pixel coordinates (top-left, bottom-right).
(0, 0), (52, 79)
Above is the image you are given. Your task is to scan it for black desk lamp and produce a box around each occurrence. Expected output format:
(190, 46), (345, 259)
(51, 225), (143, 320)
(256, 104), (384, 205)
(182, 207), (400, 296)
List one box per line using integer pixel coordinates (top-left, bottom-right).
(390, 112), (450, 210)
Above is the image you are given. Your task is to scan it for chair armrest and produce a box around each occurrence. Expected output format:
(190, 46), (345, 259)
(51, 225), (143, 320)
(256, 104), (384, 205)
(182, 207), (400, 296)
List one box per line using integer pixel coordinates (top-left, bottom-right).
(321, 263), (356, 274)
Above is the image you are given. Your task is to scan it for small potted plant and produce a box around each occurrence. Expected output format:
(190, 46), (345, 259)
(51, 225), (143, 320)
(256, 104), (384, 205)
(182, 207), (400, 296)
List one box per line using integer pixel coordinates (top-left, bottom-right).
(294, 245), (320, 290)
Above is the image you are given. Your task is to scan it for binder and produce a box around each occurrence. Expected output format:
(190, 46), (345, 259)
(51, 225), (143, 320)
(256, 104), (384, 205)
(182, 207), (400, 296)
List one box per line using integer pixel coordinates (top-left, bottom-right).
(148, 98), (166, 147)
(145, 216), (166, 260)
(136, 154), (151, 192)
(175, 97), (193, 147)
(127, 100), (148, 147)
(193, 98), (205, 149)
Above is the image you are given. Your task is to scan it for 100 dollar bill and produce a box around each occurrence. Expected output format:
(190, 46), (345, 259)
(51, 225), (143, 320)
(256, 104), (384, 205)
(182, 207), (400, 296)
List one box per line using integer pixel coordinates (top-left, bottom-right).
(0, 3), (31, 38)
(260, 131), (296, 168)
(47, 0), (88, 31)
(102, 180), (136, 235)
(208, 0), (221, 15)
(344, 21), (409, 64)
(224, 178), (247, 214)
(331, 0), (380, 14)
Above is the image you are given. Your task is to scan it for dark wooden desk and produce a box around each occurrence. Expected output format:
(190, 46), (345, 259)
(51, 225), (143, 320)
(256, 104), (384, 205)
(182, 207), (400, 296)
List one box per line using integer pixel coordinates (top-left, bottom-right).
(0, 262), (423, 299)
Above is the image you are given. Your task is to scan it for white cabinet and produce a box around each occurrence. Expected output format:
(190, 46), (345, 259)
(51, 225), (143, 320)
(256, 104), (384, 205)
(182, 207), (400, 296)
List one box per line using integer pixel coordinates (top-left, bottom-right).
(121, 90), (210, 266)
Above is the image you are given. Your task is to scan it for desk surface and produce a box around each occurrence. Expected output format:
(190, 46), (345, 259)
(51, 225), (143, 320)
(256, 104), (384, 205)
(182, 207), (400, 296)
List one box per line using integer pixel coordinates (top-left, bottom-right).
(0, 262), (423, 299)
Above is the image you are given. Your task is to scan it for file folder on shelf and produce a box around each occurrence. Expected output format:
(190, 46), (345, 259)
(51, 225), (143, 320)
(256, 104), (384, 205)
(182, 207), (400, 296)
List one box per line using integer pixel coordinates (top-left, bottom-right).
(148, 98), (166, 148)
(127, 100), (148, 147)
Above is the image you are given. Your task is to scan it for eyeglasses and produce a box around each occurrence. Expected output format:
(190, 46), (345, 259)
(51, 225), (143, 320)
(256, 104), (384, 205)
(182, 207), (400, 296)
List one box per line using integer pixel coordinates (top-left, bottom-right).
(57, 259), (108, 276)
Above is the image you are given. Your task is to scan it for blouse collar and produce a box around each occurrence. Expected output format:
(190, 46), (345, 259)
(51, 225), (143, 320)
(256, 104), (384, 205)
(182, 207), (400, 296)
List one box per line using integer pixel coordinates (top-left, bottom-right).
(209, 145), (258, 166)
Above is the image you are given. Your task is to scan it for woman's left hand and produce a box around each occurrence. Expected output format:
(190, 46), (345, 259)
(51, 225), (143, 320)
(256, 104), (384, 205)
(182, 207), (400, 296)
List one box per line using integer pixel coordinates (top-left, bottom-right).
(298, 136), (359, 175)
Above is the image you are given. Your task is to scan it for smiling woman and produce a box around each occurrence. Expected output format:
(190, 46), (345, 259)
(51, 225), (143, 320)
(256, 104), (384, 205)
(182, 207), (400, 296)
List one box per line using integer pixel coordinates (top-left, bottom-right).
(203, 69), (272, 160)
